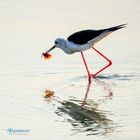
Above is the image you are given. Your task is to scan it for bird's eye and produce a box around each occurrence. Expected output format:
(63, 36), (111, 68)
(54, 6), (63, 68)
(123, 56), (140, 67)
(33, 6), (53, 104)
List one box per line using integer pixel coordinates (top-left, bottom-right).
(55, 41), (58, 44)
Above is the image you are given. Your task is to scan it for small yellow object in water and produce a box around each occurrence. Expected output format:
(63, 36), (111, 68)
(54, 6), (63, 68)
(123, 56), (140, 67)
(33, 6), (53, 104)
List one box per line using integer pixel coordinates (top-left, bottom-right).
(44, 89), (54, 98)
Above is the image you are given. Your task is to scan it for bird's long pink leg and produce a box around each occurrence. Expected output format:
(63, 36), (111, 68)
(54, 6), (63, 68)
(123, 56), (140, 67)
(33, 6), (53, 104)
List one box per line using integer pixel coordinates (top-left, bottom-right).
(81, 52), (91, 83)
(92, 47), (112, 78)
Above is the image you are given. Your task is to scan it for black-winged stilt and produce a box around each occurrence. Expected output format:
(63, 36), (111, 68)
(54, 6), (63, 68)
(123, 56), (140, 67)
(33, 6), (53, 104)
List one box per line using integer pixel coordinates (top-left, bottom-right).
(43, 24), (126, 83)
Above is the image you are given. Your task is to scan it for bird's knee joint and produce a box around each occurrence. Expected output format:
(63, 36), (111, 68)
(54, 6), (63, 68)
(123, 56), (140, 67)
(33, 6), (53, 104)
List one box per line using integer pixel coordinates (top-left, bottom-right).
(108, 60), (112, 66)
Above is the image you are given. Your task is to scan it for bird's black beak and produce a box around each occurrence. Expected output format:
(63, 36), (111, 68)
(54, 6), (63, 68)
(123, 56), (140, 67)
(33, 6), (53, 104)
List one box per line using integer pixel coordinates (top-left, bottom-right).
(46, 45), (55, 53)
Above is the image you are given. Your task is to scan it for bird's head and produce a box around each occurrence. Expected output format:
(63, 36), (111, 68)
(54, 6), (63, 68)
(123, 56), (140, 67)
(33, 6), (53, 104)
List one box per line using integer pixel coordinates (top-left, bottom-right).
(54, 38), (66, 49)
(46, 38), (66, 53)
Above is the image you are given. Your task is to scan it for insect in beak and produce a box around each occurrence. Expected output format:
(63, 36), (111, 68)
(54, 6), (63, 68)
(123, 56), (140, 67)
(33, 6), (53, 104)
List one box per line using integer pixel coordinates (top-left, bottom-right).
(42, 46), (55, 60)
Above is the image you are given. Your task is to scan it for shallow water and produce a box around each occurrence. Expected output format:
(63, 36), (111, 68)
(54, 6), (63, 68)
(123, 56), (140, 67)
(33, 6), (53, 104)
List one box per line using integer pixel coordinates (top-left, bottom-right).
(0, 0), (140, 140)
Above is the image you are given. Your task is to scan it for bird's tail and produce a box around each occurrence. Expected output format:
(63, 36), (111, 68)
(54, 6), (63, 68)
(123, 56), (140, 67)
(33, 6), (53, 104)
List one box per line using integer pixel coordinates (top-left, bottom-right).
(107, 24), (127, 32)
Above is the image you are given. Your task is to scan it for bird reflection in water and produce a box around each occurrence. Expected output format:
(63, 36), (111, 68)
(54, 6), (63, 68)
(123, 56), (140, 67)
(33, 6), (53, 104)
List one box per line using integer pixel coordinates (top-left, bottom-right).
(81, 77), (113, 108)
(55, 78), (116, 136)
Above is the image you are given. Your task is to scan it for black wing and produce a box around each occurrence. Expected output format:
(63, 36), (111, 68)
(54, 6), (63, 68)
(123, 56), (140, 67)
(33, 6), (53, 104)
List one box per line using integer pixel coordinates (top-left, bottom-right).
(67, 24), (127, 45)
(67, 30), (103, 45)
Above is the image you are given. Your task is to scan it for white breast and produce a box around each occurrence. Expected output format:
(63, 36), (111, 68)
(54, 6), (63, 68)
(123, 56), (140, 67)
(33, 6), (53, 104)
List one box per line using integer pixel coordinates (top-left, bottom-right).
(66, 40), (93, 53)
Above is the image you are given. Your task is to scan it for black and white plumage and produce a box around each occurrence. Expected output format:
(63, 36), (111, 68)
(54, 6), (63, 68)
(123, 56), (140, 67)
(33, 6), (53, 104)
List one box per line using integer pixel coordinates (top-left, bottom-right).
(46, 24), (126, 54)
(44, 24), (127, 80)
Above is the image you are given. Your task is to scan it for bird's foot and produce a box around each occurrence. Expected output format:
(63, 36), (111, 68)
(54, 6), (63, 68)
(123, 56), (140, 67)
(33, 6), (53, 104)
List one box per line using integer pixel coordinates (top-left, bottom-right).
(90, 74), (97, 78)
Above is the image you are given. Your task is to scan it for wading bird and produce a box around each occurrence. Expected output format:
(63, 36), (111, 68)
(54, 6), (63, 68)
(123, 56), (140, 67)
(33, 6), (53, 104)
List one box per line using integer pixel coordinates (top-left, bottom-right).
(42, 24), (126, 83)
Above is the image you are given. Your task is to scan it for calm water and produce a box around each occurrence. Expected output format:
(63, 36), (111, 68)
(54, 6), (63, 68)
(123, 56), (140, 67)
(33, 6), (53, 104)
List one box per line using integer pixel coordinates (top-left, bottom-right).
(0, 0), (140, 140)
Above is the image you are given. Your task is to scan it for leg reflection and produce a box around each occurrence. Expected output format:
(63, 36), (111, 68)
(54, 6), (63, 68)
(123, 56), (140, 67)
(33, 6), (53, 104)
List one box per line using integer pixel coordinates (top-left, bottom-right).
(81, 77), (113, 108)
(81, 81), (91, 107)
(94, 78), (113, 97)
